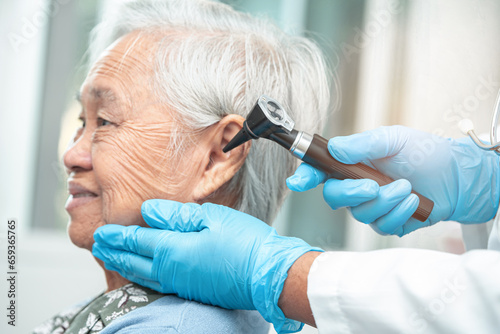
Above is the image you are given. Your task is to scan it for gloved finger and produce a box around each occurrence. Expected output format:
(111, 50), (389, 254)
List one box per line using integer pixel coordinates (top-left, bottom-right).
(328, 126), (406, 164)
(322, 178), (379, 210)
(92, 243), (155, 281)
(395, 217), (431, 237)
(123, 272), (164, 294)
(286, 163), (328, 192)
(94, 224), (163, 258)
(142, 199), (208, 232)
(370, 194), (420, 235)
(350, 179), (412, 224)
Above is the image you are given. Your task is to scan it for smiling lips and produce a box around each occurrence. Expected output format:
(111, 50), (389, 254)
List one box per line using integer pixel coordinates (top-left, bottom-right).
(66, 181), (99, 211)
(73, 193), (96, 198)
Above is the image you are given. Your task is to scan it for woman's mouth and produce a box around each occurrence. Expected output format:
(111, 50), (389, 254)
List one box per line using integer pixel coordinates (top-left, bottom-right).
(72, 193), (97, 198)
(66, 181), (99, 211)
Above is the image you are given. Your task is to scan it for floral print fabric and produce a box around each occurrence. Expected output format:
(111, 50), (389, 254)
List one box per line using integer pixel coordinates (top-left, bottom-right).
(33, 283), (165, 334)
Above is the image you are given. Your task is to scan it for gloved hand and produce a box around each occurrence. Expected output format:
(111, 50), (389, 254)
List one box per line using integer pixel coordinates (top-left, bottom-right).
(287, 125), (500, 236)
(93, 199), (322, 334)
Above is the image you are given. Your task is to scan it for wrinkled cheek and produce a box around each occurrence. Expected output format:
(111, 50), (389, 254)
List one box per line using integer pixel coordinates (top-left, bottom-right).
(92, 124), (196, 225)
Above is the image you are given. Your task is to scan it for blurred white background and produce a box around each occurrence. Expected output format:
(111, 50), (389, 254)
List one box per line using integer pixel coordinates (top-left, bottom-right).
(1, 0), (499, 333)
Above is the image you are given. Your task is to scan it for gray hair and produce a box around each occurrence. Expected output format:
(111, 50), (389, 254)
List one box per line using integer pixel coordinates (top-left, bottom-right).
(88, 0), (331, 223)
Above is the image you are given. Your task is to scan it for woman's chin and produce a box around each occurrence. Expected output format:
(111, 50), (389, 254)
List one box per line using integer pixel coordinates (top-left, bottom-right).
(67, 218), (103, 251)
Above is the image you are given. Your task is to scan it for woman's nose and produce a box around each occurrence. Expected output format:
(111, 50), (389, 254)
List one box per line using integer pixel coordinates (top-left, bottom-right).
(63, 132), (92, 172)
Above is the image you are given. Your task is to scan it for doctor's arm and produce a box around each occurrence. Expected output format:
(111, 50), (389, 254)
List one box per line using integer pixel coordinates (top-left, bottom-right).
(277, 251), (321, 326)
(93, 200), (323, 333)
(280, 247), (500, 334)
(92, 199), (322, 331)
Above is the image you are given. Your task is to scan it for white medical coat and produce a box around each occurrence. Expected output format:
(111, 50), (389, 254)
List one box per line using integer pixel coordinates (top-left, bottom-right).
(307, 216), (500, 333)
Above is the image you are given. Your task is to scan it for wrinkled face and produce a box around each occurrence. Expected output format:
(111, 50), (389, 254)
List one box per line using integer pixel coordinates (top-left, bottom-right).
(63, 32), (202, 250)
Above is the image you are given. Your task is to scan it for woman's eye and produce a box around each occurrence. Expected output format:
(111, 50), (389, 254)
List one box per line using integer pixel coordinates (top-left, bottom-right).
(79, 117), (86, 128)
(97, 117), (113, 127)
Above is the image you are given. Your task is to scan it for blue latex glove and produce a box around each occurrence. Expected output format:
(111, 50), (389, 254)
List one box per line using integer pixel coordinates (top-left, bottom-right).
(93, 199), (322, 334)
(287, 125), (500, 236)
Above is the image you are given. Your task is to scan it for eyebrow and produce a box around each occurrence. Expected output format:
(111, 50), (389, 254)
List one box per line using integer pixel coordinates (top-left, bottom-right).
(75, 87), (118, 104)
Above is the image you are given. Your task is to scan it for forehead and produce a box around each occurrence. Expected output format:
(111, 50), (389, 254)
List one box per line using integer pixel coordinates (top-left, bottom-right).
(81, 31), (158, 108)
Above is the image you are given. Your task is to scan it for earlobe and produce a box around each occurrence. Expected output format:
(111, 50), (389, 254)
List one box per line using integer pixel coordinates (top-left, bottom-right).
(192, 114), (251, 203)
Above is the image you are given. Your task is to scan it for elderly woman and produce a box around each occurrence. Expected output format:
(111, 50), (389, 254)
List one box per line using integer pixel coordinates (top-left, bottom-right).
(33, 0), (330, 332)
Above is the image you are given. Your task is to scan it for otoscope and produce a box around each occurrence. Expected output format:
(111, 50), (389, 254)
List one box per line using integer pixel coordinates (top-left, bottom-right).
(223, 95), (434, 222)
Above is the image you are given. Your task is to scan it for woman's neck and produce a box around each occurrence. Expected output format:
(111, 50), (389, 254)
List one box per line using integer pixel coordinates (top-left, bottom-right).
(104, 269), (131, 292)
(95, 257), (131, 292)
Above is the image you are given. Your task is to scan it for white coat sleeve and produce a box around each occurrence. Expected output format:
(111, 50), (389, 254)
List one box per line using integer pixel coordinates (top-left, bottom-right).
(307, 248), (500, 334)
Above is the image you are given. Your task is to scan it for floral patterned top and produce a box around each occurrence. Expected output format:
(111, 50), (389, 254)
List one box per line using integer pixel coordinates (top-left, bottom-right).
(33, 283), (165, 334)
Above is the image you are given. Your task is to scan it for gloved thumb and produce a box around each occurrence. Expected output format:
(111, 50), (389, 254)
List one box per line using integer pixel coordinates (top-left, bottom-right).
(286, 163), (327, 192)
(141, 199), (208, 232)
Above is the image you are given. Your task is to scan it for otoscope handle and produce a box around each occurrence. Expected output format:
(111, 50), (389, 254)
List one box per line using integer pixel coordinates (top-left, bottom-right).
(302, 134), (434, 222)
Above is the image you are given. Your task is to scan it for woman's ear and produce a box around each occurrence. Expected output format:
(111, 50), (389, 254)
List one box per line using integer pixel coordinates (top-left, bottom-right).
(192, 114), (251, 203)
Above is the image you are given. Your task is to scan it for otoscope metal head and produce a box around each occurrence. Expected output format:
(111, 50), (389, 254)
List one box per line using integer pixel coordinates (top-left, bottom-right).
(223, 95), (295, 153)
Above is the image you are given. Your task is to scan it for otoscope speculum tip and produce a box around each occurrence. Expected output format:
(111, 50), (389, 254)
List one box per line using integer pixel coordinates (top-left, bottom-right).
(222, 122), (256, 153)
